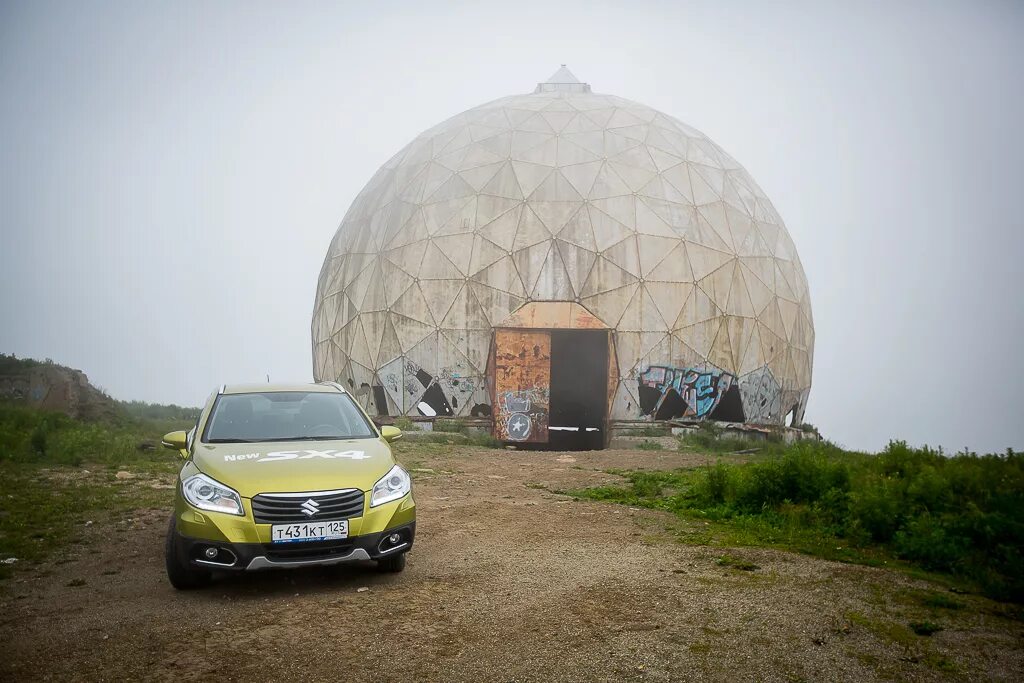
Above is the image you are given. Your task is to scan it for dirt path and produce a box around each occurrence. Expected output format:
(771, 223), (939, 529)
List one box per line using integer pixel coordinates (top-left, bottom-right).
(1, 446), (1021, 681)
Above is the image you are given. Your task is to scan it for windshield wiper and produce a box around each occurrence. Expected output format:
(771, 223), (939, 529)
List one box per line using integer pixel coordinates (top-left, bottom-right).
(206, 438), (262, 443)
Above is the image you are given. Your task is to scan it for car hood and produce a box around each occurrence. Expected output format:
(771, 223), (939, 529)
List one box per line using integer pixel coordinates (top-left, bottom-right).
(190, 438), (395, 499)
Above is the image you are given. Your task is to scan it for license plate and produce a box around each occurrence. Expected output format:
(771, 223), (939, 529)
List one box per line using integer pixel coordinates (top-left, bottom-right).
(270, 519), (348, 543)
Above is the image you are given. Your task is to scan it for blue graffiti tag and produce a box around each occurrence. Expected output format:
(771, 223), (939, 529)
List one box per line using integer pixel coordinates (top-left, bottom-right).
(639, 365), (735, 419)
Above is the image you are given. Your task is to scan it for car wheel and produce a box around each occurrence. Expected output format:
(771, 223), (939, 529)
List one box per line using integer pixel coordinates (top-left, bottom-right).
(164, 514), (212, 590)
(376, 552), (407, 573)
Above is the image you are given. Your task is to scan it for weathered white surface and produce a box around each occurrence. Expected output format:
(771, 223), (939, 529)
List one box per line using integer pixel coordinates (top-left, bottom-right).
(312, 69), (813, 423)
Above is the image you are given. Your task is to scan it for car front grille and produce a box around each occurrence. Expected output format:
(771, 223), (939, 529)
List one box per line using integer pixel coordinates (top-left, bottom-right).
(251, 489), (365, 524)
(263, 539), (356, 562)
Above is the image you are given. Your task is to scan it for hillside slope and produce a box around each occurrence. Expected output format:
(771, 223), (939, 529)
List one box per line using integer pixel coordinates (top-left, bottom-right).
(0, 355), (117, 422)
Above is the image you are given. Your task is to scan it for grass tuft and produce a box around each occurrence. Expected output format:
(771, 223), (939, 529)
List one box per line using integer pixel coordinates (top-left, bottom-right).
(620, 426), (671, 437)
(716, 554), (759, 571)
(433, 418), (467, 434)
(678, 422), (777, 454)
(909, 620), (943, 636)
(919, 592), (965, 610)
(465, 432), (503, 448)
(392, 416), (415, 431)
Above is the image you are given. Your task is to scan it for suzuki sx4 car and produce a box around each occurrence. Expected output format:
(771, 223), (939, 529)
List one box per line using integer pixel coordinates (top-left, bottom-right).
(161, 383), (414, 589)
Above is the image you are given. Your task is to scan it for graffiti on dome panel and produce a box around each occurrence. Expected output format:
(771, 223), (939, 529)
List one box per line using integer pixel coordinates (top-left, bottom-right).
(377, 357), (458, 417)
(637, 365), (739, 420)
(436, 365), (477, 416)
(738, 366), (782, 424)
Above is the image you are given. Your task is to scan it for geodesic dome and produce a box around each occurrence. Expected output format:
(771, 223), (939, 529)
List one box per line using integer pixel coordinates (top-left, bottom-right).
(312, 67), (813, 426)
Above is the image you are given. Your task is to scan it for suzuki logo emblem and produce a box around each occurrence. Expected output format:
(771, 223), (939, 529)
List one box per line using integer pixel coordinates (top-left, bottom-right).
(300, 499), (320, 517)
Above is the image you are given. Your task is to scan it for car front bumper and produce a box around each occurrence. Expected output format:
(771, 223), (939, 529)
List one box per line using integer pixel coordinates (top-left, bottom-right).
(170, 490), (416, 571)
(172, 522), (416, 571)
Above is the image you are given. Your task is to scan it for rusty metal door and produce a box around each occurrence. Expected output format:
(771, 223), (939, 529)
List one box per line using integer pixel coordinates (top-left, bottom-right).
(491, 329), (551, 443)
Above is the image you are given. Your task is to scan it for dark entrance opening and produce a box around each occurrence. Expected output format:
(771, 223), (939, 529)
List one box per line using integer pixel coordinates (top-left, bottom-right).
(548, 329), (608, 450)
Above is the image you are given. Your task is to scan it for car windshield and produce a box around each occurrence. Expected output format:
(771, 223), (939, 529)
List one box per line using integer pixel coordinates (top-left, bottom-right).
(202, 391), (376, 443)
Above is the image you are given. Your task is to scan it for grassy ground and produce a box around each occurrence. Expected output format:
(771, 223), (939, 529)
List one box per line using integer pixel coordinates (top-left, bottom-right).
(573, 436), (1024, 603)
(0, 461), (179, 578)
(0, 402), (193, 578)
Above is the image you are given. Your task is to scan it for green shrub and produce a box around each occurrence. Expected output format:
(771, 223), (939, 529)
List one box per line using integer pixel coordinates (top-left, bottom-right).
(0, 353), (44, 374)
(893, 514), (966, 572)
(717, 554), (759, 571)
(678, 421), (776, 454)
(576, 439), (1024, 602)
(407, 432), (466, 444)
(848, 475), (905, 542)
(909, 620), (943, 636)
(433, 418), (466, 433)
(628, 472), (667, 498)
(0, 402), (190, 466)
(702, 463), (731, 505)
(392, 416), (415, 431)
(466, 432), (503, 448)
(116, 400), (200, 422)
(29, 425), (48, 456)
(725, 444), (851, 510)
(698, 421), (722, 439)
(918, 592), (964, 610)
(621, 426), (671, 437)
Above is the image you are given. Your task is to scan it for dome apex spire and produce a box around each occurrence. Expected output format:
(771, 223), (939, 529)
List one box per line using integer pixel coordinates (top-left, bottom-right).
(535, 65), (591, 93)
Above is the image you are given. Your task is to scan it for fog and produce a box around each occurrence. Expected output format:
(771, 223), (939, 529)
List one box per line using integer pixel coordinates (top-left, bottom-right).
(1, 0), (1022, 453)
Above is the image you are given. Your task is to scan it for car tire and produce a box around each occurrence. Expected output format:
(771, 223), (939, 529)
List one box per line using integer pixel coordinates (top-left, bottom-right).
(165, 515), (212, 590)
(376, 552), (407, 573)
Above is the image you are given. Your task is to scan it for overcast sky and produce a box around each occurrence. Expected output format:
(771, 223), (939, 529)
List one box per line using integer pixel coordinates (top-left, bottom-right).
(1, 0), (1022, 453)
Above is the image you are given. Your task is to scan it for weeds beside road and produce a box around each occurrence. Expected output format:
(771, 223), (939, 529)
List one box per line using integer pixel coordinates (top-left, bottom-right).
(0, 461), (178, 578)
(577, 439), (1024, 602)
(0, 403), (192, 578)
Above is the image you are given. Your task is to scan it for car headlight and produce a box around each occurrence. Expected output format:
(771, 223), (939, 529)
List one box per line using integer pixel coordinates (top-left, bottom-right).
(181, 473), (244, 516)
(370, 465), (411, 507)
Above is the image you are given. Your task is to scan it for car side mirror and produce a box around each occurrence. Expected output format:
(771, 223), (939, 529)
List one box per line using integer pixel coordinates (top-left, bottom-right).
(162, 430), (189, 458)
(380, 425), (403, 443)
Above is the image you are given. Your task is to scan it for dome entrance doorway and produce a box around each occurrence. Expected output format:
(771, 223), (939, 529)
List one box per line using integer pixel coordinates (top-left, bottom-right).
(489, 302), (617, 450)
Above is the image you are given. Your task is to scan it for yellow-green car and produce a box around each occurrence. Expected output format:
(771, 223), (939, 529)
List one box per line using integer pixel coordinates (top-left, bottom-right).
(161, 382), (414, 589)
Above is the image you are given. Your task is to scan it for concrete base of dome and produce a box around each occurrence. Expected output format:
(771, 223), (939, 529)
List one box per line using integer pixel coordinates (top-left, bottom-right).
(372, 415), (819, 451)
(611, 419), (821, 448)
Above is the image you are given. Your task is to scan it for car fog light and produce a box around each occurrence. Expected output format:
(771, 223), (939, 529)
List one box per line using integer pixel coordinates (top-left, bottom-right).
(204, 547), (218, 559)
(389, 533), (401, 544)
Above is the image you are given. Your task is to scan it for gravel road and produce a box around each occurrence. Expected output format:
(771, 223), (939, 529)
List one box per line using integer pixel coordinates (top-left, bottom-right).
(1, 446), (1021, 681)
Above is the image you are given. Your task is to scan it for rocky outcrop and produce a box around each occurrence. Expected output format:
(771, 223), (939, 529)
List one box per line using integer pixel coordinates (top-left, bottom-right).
(0, 359), (117, 421)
